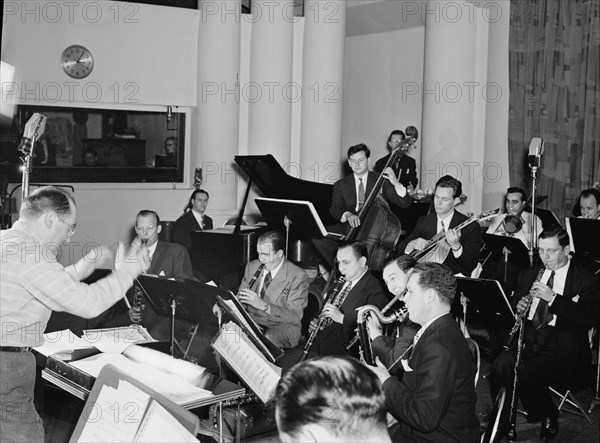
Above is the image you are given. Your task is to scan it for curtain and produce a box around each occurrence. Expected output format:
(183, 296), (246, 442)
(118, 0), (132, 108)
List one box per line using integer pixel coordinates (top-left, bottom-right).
(508, 0), (600, 220)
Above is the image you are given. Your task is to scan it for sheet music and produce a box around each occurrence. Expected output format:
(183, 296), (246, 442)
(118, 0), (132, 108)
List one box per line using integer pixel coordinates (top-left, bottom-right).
(134, 400), (198, 442)
(74, 382), (150, 442)
(82, 325), (156, 354)
(212, 322), (281, 404)
(34, 330), (91, 358)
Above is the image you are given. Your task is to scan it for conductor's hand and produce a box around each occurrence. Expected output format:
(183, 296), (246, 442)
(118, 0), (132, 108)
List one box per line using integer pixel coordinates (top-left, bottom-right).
(366, 315), (383, 340)
(237, 288), (268, 311)
(405, 238), (428, 254)
(115, 241), (150, 278)
(321, 302), (344, 325)
(347, 214), (361, 228)
(367, 357), (392, 384)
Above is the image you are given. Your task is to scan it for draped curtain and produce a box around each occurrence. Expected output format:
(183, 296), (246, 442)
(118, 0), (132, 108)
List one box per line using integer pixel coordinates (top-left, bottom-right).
(508, 0), (600, 220)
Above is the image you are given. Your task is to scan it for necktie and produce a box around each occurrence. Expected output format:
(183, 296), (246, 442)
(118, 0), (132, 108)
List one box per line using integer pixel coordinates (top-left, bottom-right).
(439, 219), (445, 234)
(260, 272), (272, 299)
(200, 216), (204, 230)
(531, 271), (554, 330)
(358, 178), (365, 211)
(413, 328), (423, 346)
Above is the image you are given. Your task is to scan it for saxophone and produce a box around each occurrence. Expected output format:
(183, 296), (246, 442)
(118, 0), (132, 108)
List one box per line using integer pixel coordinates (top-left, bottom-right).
(354, 304), (409, 365)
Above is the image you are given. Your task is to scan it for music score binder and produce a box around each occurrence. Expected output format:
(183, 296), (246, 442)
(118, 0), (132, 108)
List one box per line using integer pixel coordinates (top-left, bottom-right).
(451, 277), (515, 327)
(70, 364), (200, 442)
(566, 217), (600, 260)
(255, 197), (329, 238)
(482, 233), (530, 268)
(215, 291), (283, 363)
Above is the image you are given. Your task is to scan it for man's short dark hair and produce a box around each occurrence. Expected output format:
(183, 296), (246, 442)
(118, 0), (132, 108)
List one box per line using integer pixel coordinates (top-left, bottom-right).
(384, 254), (417, 272)
(538, 227), (570, 248)
(258, 231), (285, 254)
(412, 262), (456, 305)
(22, 186), (74, 218)
(580, 188), (600, 205)
(506, 187), (527, 201)
(275, 356), (387, 441)
(185, 189), (210, 213)
(337, 240), (369, 262)
(347, 143), (370, 159)
(387, 130), (405, 144)
(435, 175), (462, 199)
(136, 210), (160, 226)
(83, 147), (97, 157)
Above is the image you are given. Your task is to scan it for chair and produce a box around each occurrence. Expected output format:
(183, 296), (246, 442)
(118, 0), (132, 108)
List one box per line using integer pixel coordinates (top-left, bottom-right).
(548, 386), (592, 423)
(481, 387), (507, 443)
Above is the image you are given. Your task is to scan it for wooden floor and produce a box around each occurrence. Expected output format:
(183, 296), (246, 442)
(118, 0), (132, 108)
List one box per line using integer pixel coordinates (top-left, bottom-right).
(40, 341), (600, 443)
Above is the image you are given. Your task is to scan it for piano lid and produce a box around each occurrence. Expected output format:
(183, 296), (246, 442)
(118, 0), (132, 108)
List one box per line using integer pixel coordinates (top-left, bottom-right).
(235, 154), (337, 227)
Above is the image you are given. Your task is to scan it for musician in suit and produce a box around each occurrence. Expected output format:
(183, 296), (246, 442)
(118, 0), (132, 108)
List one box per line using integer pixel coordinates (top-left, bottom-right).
(173, 189), (214, 251)
(275, 356), (391, 443)
(236, 231), (309, 348)
(308, 241), (389, 357)
(367, 254), (420, 376)
(100, 210), (195, 340)
(369, 262), (480, 443)
(577, 187), (600, 219)
(374, 128), (418, 189)
(397, 175), (481, 276)
(489, 227), (600, 440)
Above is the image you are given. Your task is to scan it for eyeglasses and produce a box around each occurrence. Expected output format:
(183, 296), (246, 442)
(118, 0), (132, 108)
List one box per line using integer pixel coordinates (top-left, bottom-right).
(57, 216), (77, 236)
(135, 225), (156, 234)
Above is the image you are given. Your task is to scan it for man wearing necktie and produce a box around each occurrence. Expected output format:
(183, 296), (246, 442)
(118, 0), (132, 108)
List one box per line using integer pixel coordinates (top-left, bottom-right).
(369, 262), (480, 443)
(173, 189), (214, 251)
(236, 231), (309, 348)
(489, 227), (600, 440)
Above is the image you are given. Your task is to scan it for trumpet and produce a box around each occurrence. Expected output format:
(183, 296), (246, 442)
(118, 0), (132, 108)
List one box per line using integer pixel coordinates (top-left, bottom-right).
(299, 276), (346, 362)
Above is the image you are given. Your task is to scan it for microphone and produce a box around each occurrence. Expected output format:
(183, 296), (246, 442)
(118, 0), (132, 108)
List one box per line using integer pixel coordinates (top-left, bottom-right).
(527, 137), (544, 168)
(18, 113), (47, 156)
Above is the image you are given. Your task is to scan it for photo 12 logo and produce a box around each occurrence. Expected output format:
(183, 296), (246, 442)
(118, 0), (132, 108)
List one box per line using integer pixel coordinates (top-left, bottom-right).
(2, 81), (140, 104)
(3, 1), (140, 25)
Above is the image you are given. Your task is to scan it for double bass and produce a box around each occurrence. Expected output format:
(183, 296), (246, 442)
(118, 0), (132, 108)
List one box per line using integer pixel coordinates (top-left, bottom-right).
(344, 138), (414, 271)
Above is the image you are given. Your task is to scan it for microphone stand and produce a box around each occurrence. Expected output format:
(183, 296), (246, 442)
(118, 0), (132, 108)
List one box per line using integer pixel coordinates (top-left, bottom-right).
(528, 158), (540, 267)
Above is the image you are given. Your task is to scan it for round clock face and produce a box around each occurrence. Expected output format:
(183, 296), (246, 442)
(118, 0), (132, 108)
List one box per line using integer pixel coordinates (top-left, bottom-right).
(61, 45), (94, 79)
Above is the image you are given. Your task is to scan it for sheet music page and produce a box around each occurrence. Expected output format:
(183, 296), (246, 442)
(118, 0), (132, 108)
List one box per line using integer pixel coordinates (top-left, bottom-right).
(134, 400), (198, 442)
(35, 330), (91, 358)
(71, 353), (213, 406)
(75, 382), (150, 442)
(212, 322), (281, 403)
(82, 325), (156, 354)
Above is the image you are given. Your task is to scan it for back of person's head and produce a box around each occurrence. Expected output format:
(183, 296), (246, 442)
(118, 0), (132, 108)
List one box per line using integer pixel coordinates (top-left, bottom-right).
(435, 175), (463, 199)
(538, 227), (570, 248)
(258, 231), (285, 254)
(275, 356), (389, 442)
(347, 143), (370, 159)
(506, 186), (527, 201)
(21, 186), (74, 219)
(338, 240), (369, 262)
(412, 262), (456, 305)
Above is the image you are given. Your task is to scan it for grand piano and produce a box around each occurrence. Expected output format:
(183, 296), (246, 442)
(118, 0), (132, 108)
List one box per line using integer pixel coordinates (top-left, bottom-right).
(188, 155), (336, 285)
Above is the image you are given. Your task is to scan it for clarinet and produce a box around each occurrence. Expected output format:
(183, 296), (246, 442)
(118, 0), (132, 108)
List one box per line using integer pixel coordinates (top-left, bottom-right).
(506, 267), (545, 441)
(299, 276), (346, 362)
(244, 264), (265, 291)
(132, 239), (148, 325)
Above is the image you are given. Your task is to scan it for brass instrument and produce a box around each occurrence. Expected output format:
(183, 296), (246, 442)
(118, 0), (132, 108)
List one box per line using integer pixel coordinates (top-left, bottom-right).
(299, 276), (346, 362)
(354, 304), (409, 365)
(506, 267), (545, 441)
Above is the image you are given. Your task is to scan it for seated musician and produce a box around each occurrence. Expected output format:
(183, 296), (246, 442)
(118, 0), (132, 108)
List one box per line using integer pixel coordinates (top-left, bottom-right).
(577, 187), (600, 219)
(306, 241), (388, 357)
(173, 189), (214, 251)
(100, 210), (195, 341)
(369, 262), (480, 443)
(275, 356), (391, 443)
(396, 175), (482, 276)
(366, 254), (420, 376)
(233, 231), (309, 349)
(374, 128), (418, 190)
(489, 227), (600, 440)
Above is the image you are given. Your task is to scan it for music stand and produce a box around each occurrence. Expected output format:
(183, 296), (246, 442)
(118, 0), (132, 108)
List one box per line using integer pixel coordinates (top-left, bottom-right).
(451, 277), (515, 328)
(137, 275), (226, 356)
(566, 217), (600, 261)
(482, 233), (530, 271)
(255, 197), (328, 239)
(534, 208), (563, 229)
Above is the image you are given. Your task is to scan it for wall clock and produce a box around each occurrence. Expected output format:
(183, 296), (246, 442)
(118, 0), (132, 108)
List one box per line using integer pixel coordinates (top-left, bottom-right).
(61, 45), (94, 79)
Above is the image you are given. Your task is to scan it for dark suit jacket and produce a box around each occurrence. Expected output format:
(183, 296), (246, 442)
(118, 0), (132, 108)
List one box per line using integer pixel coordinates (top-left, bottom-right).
(397, 211), (482, 276)
(374, 153), (418, 188)
(313, 271), (388, 356)
(383, 313), (480, 443)
(241, 258), (310, 348)
(514, 260), (600, 387)
(147, 240), (194, 279)
(372, 319), (420, 375)
(173, 211), (214, 250)
(329, 171), (411, 232)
